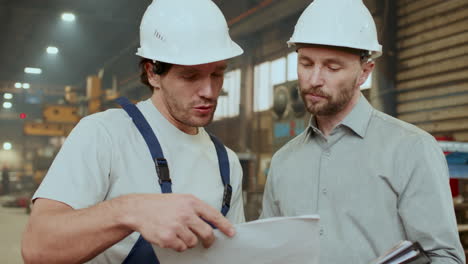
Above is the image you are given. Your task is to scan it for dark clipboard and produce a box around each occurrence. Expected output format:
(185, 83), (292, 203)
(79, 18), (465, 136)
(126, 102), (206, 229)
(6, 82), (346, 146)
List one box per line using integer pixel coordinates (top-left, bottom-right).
(371, 241), (431, 264)
(397, 242), (431, 264)
(383, 242), (431, 264)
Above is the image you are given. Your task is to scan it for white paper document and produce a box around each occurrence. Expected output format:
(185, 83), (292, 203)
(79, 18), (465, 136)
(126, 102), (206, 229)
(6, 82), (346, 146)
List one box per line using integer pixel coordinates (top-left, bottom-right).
(153, 215), (320, 264)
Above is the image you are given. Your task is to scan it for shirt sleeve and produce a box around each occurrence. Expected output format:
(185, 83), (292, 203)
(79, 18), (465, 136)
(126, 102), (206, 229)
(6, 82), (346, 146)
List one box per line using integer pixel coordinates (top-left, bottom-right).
(260, 158), (281, 219)
(33, 116), (113, 209)
(397, 135), (465, 264)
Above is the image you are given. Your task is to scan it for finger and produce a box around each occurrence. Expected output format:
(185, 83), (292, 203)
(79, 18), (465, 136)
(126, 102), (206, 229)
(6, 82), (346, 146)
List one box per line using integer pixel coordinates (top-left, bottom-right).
(155, 230), (188, 252)
(194, 202), (235, 237)
(188, 216), (215, 248)
(177, 226), (199, 249)
(166, 237), (188, 252)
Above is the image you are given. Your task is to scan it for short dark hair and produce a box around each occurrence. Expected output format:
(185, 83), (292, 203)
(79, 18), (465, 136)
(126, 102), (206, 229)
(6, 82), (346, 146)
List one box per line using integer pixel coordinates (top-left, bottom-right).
(139, 58), (173, 92)
(359, 50), (372, 63)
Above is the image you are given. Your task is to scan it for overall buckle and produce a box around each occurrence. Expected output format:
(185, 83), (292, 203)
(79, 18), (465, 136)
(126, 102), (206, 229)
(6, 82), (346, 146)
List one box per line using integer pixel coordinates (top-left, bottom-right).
(222, 184), (232, 209)
(155, 158), (171, 185)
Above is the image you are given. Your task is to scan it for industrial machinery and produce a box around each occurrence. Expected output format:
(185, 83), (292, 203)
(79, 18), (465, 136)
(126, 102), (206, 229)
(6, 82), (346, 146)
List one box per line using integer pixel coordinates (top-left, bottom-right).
(23, 104), (79, 137)
(22, 75), (119, 137)
(21, 75), (120, 193)
(272, 80), (308, 151)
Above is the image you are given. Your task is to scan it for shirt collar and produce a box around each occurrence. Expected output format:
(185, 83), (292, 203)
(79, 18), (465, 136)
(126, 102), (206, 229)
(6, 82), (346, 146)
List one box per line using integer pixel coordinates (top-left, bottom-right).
(307, 94), (373, 139)
(307, 117), (322, 137)
(341, 94), (373, 138)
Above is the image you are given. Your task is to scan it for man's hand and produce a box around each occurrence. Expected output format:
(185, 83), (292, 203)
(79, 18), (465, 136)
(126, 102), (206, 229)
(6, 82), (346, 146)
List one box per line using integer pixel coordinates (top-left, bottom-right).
(119, 193), (236, 252)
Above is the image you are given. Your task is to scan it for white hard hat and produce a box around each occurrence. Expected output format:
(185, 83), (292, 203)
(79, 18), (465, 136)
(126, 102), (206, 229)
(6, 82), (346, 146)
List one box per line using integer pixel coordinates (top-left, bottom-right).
(288, 0), (382, 59)
(136, 0), (243, 65)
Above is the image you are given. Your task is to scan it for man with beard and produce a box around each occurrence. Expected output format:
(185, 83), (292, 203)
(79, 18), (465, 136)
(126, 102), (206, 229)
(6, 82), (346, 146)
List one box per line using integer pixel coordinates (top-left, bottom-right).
(260, 0), (465, 263)
(22, 0), (245, 263)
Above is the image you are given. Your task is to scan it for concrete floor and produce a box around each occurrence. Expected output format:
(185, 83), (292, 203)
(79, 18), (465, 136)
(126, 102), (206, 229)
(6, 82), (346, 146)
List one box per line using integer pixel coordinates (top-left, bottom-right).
(0, 202), (29, 264)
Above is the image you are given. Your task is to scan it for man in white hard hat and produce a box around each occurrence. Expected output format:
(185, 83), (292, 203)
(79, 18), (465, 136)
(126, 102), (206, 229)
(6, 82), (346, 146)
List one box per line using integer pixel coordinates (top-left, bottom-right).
(22, 0), (245, 263)
(261, 0), (465, 263)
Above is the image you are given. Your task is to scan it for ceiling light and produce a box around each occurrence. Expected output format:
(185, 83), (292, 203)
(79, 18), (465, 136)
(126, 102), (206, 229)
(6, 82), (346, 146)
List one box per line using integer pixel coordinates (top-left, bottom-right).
(22, 83), (30, 89)
(3, 93), (13, 100)
(62, 13), (76, 22)
(47, 46), (59, 54)
(3, 102), (12, 109)
(3, 142), (12, 151)
(25, 67), (42, 74)
(14, 82), (22, 88)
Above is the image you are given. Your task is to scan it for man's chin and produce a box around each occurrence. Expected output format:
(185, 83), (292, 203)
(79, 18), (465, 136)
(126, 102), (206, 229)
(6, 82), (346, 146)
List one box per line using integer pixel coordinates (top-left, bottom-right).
(306, 102), (325, 115)
(187, 115), (214, 128)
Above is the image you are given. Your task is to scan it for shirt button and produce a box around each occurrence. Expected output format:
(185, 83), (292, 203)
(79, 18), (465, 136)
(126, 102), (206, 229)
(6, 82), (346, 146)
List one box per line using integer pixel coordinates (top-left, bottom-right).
(320, 228), (324, 236)
(322, 188), (327, 195)
(324, 150), (330, 157)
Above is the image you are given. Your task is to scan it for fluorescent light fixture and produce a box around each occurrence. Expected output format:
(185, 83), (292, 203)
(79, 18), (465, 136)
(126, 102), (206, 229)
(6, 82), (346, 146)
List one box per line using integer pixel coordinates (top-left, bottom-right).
(25, 67), (42, 74)
(3, 142), (12, 151)
(14, 82), (22, 88)
(47, 46), (59, 54)
(3, 102), (12, 109)
(3, 93), (13, 100)
(22, 83), (30, 89)
(62, 13), (76, 22)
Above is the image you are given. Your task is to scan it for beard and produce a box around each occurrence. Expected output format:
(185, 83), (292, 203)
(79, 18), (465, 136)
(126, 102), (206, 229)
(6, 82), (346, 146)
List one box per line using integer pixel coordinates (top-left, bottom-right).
(160, 83), (218, 128)
(300, 76), (358, 116)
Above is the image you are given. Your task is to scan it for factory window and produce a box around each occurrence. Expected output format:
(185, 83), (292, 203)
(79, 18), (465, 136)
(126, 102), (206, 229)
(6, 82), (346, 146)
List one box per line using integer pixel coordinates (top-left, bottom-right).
(254, 54), (297, 112)
(254, 61), (272, 112)
(271, 57), (287, 86)
(287, 52), (298, 81)
(214, 69), (241, 120)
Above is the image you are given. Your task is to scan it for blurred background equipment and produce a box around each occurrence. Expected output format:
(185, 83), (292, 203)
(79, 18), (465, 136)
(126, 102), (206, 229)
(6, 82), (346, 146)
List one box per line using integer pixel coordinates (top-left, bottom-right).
(272, 80), (308, 152)
(1, 166), (11, 195)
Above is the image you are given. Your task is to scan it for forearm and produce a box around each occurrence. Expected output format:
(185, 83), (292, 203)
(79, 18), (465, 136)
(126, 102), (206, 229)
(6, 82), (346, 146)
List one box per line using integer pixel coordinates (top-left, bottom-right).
(22, 196), (134, 264)
(22, 193), (236, 263)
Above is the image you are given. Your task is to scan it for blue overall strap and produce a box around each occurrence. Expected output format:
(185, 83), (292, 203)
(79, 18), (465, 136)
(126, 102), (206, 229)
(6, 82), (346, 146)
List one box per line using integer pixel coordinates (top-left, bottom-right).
(117, 97), (232, 264)
(123, 235), (158, 264)
(209, 134), (232, 216)
(116, 97), (172, 194)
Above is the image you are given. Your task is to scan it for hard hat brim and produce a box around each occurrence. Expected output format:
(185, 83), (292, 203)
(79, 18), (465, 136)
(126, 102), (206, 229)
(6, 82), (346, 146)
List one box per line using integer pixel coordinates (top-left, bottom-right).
(288, 40), (382, 59)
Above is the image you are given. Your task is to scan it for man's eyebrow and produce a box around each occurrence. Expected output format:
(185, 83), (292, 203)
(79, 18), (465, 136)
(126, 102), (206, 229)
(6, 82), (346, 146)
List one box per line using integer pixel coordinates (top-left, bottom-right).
(324, 58), (345, 65)
(179, 68), (200, 75)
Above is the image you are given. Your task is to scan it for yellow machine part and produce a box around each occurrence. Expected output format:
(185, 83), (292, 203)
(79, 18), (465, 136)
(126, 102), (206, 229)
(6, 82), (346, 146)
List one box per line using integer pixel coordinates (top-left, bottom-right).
(43, 105), (80, 123)
(24, 122), (76, 136)
(64, 86), (78, 104)
(87, 75), (102, 114)
(105, 89), (119, 101)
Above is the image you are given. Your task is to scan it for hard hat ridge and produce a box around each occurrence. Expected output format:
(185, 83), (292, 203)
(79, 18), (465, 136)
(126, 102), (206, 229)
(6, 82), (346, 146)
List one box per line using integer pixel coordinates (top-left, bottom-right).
(288, 0), (382, 59)
(136, 0), (244, 65)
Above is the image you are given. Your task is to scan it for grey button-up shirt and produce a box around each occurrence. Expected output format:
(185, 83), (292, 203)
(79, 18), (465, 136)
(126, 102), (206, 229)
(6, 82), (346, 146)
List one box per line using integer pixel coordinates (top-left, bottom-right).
(261, 95), (465, 263)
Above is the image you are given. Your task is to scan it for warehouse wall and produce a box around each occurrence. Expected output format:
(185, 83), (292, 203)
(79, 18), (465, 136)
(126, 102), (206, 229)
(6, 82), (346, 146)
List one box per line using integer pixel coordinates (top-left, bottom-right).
(396, 0), (468, 141)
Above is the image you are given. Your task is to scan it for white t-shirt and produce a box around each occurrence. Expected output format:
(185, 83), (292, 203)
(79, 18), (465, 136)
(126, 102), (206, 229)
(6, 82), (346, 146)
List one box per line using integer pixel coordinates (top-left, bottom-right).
(33, 99), (245, 263)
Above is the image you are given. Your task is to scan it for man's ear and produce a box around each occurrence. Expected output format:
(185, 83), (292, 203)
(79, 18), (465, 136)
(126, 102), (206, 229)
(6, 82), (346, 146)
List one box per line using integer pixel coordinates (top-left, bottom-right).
(358, 61), (375, 87)
(145, 62), (161, 89)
